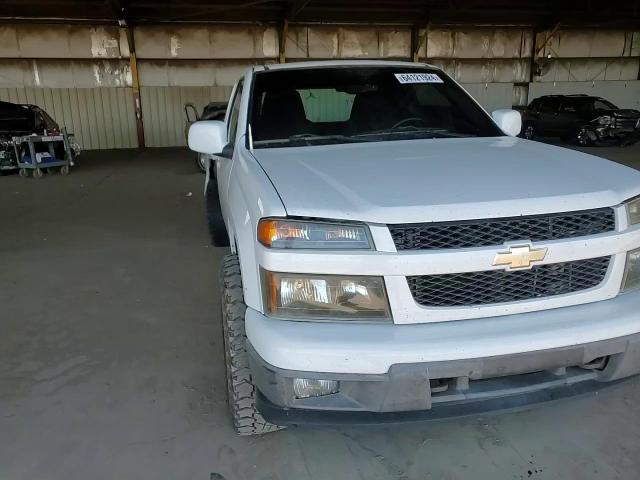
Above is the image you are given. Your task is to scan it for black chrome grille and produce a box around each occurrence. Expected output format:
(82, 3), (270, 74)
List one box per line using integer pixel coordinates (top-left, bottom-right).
(614, 117), (639, 129)
(390, 208), (615, 251)
(408, 257), (610, 307)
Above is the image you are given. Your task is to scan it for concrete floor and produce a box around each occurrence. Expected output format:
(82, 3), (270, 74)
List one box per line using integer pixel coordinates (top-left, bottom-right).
(1, 144), (640, 480)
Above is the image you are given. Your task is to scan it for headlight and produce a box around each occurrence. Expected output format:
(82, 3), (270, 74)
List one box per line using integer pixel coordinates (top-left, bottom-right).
(262, 270), (391, 321)
(625, 196), (640, 226)
(597, 116), (612, 126)
(622, 247), (640, 292)
(258, 218), (372, 249)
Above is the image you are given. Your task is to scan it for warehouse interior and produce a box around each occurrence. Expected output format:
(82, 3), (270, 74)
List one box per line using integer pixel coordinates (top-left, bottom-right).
(1, 1), (640, 479)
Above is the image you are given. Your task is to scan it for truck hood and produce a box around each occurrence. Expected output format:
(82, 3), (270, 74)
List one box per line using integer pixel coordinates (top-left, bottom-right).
(251, 137), (640, 224)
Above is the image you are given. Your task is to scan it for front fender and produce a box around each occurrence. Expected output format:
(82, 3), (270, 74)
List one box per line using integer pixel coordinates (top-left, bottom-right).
(225, 147), (287, 311)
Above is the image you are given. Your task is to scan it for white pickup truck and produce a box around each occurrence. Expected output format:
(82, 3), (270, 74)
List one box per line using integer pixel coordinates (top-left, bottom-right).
(188, 60), (640, 436)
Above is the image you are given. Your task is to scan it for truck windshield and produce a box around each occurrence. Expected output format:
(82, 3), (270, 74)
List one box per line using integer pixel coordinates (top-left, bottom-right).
(249, 66), (502, 148)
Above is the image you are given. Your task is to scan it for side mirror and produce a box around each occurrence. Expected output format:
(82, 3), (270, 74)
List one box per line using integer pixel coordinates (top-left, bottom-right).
(188, 120), (228, 156)
(491, 109), (522, 137)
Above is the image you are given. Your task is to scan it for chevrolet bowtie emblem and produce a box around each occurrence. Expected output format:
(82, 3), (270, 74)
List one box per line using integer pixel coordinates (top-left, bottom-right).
(493, 245), (548, 270)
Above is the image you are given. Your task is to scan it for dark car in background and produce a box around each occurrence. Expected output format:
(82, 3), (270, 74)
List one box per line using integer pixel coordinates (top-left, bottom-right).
(521, 94), (640, 146)
(0, 101), (62, 172)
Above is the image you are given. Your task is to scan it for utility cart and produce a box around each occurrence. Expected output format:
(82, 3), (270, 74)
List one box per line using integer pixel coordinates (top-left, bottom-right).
(13, 128), (75, 178)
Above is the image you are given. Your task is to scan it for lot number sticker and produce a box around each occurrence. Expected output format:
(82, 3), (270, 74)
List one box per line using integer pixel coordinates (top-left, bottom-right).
(395, 73), (443, 84)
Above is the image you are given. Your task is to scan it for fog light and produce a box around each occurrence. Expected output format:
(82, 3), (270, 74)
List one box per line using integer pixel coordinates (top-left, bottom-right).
(293, 378), (339, 399)
(622, 247), (640, 292)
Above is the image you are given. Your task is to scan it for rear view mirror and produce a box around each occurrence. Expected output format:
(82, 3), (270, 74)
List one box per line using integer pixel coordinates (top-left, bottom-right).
(188, 121), (227, 156)
(491, 109), (522, 137)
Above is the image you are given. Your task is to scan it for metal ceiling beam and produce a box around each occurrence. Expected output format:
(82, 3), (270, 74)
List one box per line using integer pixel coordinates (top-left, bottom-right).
(0, 0), (638, 26)
(288, 0), (311, 19)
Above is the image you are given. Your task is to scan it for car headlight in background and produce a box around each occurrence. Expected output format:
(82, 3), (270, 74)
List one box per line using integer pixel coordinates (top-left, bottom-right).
(262, 270), (391, 321)
(597, 116), (612, 126)
(258, 218), (372, 249)
(625, 196), (640, 226)
(622, 247), (640, 293)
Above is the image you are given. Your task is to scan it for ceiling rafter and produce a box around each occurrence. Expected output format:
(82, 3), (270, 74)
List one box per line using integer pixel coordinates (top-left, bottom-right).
(0, 0), (637, 27)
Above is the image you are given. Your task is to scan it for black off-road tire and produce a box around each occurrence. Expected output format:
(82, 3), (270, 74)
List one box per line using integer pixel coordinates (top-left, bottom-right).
(206, 174), (230, 247)
(575, 127), (594, 147)
(522, 122), (536, 140)
(220, 254), (284, 436)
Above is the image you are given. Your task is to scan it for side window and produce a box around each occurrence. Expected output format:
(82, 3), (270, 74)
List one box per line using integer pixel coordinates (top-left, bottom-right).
(538, 99), (549, 112)
(415, 86), (451, 108)
(34, 112), (45, 130)
(540, 98), (558, 113)
(593, 99), (615, 110)
(528, 98), (540, 112)
(560, 100), (577, 113)
(227, 82), (243, 144)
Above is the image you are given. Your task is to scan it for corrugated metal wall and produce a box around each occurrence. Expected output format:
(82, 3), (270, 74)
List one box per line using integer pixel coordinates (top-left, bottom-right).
(0, 87), (137, 149)
(0, 24), (638, 149)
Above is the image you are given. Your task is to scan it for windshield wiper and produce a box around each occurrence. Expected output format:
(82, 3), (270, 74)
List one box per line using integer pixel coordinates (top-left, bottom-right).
(354, 127), (476, 139)
(254, 133), (373, 147)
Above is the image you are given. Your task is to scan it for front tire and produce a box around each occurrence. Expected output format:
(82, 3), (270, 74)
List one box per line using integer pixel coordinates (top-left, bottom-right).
(576, 127), (593, 146)
(220, 254), (284, 436)
(522, 122), (536, 140)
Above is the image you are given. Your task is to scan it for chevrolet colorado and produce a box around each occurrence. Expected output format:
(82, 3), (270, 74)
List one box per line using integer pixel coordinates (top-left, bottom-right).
(188, 61), (640, 436)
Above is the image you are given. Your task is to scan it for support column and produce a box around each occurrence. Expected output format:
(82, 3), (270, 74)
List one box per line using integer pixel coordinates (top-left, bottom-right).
(124, 26), (145, 148)
(411, 26), (420, 62)
(278, 18), (289, 64)
(411, 23), (429, 63)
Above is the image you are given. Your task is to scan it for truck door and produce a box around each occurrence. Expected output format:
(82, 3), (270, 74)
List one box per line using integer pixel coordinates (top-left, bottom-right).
(217, 80), (243, 226)
(536, 98), (560, 136)
(555, 99), (581, 136)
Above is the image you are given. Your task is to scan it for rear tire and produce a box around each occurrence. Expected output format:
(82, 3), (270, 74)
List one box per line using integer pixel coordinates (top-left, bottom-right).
(220, 254), (284, 436)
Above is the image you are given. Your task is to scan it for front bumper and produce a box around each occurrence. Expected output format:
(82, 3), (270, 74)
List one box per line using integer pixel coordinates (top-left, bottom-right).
(591, 125), (640, 143)
(246, 292), (640, 424)
(250, 333), (640, 425)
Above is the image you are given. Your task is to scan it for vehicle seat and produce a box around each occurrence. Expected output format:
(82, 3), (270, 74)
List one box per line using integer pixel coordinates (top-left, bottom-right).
(349, 93), (397, 134)
(254, 90), (311, 140)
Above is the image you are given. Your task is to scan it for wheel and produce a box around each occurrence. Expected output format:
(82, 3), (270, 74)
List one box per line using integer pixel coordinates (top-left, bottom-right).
(196, 153), (207, 173)
(33, 168), (44, 178)
(576, 127), (593, 146)
(60, 165), (69, 175)
(206, 174), (230, 247)
(522, 123), (536, 140)
(19, 168), (29, 177)
(220, 254), (284, 436)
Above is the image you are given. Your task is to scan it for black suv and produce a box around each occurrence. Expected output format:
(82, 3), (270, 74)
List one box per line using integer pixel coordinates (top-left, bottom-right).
(522, 94), (640, 146)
